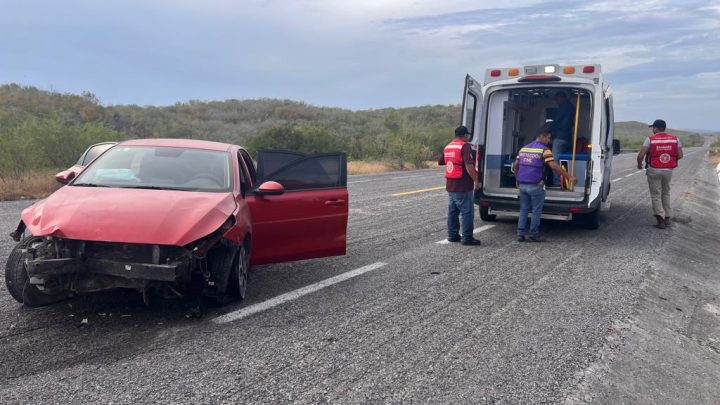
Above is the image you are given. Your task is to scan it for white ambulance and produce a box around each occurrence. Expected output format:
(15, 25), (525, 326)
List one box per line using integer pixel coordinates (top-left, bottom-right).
(462, 64), (619, 229)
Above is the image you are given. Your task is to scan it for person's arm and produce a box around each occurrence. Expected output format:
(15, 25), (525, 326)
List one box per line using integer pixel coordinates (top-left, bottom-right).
(637, 137), (650, 169)
(465, 162), (479, 191)
(636, 146), (648, 169)
(462, 144), (479, 191)
(438, 154), (445, 166)
(547, 161), (576, 184)
(511, 156), (519, 174)
(677, 140), (684, 160)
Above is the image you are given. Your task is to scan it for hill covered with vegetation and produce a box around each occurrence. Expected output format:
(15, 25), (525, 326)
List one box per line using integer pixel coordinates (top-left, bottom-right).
(0, 83), (708, 178)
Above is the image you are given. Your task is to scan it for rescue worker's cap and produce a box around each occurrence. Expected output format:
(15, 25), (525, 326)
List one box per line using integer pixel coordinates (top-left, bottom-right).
(649, 119), (667, 130)
(455, 126), (470, 137)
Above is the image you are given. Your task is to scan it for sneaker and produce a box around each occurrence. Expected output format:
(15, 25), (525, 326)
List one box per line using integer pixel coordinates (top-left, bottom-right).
(517, 235), (526, 242)
(447, 235), (461, 243)
(664, 217), (672, 227)
(461, 238), (482, 246)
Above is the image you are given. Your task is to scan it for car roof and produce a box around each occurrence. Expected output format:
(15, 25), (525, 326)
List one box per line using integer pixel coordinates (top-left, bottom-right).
(119, 138), (237, 152)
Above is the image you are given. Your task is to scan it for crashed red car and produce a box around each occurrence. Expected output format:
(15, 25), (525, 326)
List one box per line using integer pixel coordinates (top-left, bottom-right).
(5, 139), (348, 307)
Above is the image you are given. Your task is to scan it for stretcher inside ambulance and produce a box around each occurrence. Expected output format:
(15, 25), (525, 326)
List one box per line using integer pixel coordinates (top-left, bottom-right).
(462, 64), (618, 229)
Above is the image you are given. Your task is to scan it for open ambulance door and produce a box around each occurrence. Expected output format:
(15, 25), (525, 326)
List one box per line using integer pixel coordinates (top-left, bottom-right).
(462, 74), (484, 147)
(601, 91), (615, 202)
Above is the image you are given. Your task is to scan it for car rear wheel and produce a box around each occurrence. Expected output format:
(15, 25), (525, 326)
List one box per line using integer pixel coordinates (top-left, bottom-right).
(5, 237), (69, 307)
(479, 205), (497, 221)
(577, 206), (600, 230)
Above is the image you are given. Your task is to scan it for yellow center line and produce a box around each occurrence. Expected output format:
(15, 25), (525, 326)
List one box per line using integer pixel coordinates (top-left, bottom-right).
(391, 186), (445, 197)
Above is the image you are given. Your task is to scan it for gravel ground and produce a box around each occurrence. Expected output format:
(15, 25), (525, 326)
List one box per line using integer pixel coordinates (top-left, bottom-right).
(0, 148), (716, 404)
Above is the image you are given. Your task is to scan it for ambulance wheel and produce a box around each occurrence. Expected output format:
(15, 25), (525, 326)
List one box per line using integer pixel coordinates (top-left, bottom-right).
(578, 206), (600, 230)
(480, 206), (496, 222)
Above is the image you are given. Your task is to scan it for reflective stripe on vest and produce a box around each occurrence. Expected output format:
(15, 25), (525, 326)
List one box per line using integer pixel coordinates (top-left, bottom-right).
(444, 138), (466, 179)
(516, 141), (546, 184)
(649, 133), (678, 169)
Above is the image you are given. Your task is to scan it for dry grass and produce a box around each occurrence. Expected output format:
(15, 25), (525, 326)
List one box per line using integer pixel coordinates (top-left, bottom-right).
(348, 160), (439, 175)
(0, 170), (62, 201)
(0, 161), (442, 201)
(710, 140), (720, 165)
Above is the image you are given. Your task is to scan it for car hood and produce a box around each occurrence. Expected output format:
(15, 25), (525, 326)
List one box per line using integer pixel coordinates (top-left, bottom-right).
(22, 186), (237, 246)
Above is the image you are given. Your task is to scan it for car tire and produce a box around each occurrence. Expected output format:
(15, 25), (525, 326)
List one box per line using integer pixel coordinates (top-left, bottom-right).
(206, 244), (249, 305)
(232, 245), (249, 301)
(480, 205), (496, 222)
(578, 206), (600, 230)
(4, 237), (68, 307)
(205, 245), (237, 306)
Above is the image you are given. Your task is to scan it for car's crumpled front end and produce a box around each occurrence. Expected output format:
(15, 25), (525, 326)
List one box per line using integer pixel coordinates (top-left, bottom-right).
(23, 237), (194, 294)
(5, 185), (240, 306)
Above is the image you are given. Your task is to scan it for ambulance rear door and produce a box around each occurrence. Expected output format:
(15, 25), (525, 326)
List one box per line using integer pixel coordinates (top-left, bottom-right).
(462, 74), (484, 147)
(602, 90), (615, 201)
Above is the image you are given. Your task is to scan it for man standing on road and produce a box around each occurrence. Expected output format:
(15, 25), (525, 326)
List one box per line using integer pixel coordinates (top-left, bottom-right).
(512, 123), (576, 242)
(636, 119), (683, 229)
(438, 126), (481, 246)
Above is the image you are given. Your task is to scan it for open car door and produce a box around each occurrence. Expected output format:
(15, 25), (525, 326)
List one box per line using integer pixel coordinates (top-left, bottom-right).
(246, 150), (348, 265)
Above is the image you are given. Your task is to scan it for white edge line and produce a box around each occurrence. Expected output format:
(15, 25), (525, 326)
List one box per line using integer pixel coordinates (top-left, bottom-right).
(212, 262), (387, 324)
(436, 224), (496, 244)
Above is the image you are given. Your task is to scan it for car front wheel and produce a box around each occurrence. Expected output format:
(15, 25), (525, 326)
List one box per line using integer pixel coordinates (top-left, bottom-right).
(233, 245), (249, 301)
(4, 237), (69, 307)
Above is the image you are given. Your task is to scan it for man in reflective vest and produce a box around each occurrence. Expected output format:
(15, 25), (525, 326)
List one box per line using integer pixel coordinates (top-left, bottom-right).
(636, 119), (683, 228)
(438, 126), (481, 245)
(512, 123), (576, 242)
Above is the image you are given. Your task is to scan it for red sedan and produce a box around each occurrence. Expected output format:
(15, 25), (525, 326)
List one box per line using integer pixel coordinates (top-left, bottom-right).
(5, 139), (348, 307)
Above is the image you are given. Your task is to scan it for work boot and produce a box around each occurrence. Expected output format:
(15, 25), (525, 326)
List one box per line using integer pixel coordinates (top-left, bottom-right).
(664, 217), (672, 227)
(654, 215), (666, 229)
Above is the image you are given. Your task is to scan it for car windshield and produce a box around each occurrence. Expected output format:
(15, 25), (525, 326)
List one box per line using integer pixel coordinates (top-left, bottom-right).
(73, 146), (232, 192)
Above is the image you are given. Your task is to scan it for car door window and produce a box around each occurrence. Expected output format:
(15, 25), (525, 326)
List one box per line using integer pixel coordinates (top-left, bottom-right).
(256, 150), (305, 180)
(258, 152), (346, 191)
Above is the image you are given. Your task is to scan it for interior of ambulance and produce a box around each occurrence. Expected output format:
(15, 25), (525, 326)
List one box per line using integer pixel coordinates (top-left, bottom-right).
(482, 86), (593, 200)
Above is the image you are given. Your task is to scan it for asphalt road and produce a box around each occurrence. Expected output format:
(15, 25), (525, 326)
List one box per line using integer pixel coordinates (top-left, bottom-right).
(0, 147), (718, 404)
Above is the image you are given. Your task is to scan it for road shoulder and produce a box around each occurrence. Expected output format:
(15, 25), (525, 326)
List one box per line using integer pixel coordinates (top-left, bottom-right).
(566, 154), (720, 404)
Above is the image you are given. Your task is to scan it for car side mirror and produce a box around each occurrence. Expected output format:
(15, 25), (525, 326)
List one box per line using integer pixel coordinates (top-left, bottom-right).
(55, 169), (77, 184)
(255, 181), (285, 196)
(612, 139), (621, 155)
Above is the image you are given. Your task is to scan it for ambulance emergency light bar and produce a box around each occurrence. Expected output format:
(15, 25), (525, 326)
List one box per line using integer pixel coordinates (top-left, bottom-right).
(486, 64), (600, 82)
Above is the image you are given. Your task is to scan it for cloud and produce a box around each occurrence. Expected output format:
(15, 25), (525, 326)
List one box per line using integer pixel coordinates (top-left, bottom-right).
(0, 0), (717, 129)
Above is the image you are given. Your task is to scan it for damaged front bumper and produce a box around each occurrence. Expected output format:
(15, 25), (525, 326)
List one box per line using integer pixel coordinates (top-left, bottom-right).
(25, 257), (188, 282)
(22, 238), (198, 293)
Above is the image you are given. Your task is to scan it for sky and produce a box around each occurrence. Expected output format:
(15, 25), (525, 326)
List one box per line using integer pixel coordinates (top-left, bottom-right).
(1, 0), (719, 131)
